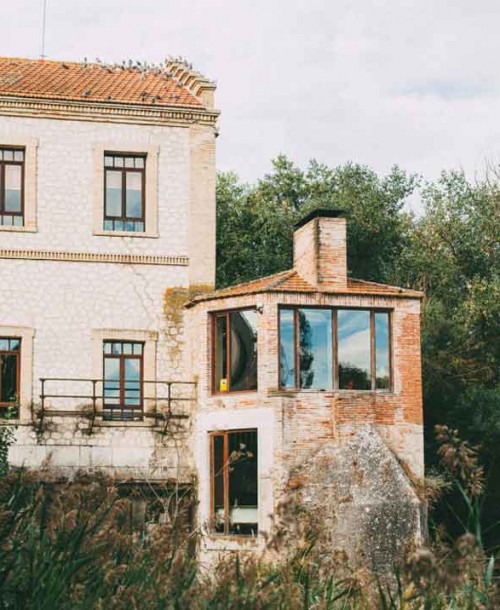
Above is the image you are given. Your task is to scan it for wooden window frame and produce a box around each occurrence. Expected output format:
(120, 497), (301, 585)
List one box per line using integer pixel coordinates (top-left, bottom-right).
(103, 152), (146, 232)
(0, 147), (25, 227)
(0, 337), (21, 410)
(102, 340), (145, 420)
(209, 428), (258, 537)
(278, 306), (393, 392)
(211, 308), (258, 395)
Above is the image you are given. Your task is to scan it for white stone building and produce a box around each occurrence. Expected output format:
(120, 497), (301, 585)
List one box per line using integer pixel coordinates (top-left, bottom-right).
(0, 56), (217, 484)
(0, 56), (425, 568)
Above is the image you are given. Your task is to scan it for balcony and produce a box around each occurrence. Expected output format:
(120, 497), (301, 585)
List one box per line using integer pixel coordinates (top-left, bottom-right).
(34, 377), (196, 436)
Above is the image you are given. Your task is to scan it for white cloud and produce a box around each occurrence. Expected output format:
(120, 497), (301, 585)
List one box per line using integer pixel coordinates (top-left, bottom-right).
(2, 0), (500, 190)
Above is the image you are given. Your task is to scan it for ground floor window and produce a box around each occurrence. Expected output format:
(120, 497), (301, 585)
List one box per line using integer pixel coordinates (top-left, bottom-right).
(279, 308), (391, 391)
(210, 429), (258, 536)
(103, 340), (144, 420)
(0, 337), (20, 416)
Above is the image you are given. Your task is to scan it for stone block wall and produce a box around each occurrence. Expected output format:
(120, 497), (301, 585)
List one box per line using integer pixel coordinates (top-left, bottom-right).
(0, 113), (215, 480)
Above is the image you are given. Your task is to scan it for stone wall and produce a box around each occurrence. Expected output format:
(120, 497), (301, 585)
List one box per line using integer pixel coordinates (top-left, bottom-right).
(0, 113), (215, 480)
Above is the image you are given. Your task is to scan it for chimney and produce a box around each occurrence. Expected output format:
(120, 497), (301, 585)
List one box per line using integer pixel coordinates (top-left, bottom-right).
(293, 209), (347, 288)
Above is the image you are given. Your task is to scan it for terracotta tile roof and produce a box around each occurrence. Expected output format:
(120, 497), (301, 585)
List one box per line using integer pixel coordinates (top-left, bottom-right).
(187, 270), (423, 306)
(0, 57), (205, 109)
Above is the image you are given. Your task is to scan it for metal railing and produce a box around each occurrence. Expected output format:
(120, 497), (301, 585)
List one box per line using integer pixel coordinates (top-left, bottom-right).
(37, 378), (196, 435)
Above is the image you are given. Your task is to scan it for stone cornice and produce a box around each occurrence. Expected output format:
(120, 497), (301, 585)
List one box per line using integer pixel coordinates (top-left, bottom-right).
(0, 95), (220, 127)
(0, 248), (189, 266)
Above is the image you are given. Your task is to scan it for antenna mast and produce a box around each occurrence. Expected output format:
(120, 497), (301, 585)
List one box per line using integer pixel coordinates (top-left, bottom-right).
(40, 0), (47, 58)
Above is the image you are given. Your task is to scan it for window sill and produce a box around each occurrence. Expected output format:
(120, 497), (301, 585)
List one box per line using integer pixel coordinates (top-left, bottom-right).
(204, 534), (261, 548)
(0, 225), (37, 233)
(93, 229), (159, 239)
(268, 388), (394, 397)
(211, 389), (258, 397)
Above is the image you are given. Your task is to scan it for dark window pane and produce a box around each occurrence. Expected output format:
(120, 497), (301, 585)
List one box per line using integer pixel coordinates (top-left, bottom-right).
(299, 309), (332, 390)
(126, 172), (142, 218)
(338, 310), (371, 390)
(228, 430), (258, 535)
(280, 309), (296, 389)
(105, 171), (122, 217)
(375, 313), (390, 389)
(213, 435), (225, 532)
(230, 310), (257, 391)
(4, 165), (22, 213)
(1, 354), (18, 403)
(215, 316), (227, 392)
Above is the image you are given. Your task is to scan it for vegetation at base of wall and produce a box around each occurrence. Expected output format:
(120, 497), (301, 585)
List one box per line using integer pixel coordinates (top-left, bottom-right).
(216, 158), (500, 552)
(0, 429), (497, 610)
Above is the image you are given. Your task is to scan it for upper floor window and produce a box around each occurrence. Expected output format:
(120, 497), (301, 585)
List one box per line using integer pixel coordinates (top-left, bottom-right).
(213, 309), (258, 393)
(103, 340), (144, 420)
(0, 337), (21, 415)
(279, 308), (391, 391)
(0, 148), (24, 227)
(210, 429), (258, 536)
(104, 153), (146, 232)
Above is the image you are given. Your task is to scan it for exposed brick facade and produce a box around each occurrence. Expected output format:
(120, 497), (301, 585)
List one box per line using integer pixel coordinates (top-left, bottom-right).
(188, 213), (424, 561)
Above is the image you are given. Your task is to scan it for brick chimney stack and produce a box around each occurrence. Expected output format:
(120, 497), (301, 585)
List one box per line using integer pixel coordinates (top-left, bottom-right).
(293, 209), (347, 288)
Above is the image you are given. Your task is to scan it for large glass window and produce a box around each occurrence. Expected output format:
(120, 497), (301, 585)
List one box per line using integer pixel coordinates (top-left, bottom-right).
(211, 429), (258, 536)
(103, 341), (143, 420)
(104, 153), (145, 232)
(213, 310), (257, 393)
(338, 310), (371, 390)
(279, 308), (391, 391)
(0, 148), (24, 227)
(0, 338), (21, 415)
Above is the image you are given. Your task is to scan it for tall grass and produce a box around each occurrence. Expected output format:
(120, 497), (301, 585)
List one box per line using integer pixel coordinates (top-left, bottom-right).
(0, 426), (497, 609)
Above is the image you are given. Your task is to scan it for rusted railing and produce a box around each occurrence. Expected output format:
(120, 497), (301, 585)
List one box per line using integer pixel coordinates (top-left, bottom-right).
(36, 378), (196, 435)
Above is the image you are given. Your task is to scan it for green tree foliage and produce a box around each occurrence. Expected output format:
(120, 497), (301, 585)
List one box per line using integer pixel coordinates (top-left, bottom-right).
(395, 170), (500, 548)
(216, 155), (418, 288)
(217, 160), (500, 550)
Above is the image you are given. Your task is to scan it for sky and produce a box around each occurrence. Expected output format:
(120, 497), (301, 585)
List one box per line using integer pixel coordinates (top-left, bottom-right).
(2, 0), (500, 193)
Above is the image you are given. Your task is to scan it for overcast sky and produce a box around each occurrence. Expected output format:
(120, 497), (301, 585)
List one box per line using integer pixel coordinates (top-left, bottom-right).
(2, 0), (500, 191)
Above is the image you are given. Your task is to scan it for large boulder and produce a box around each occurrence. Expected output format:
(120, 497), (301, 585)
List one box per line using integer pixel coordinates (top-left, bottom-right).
(293, 427), (424, 571)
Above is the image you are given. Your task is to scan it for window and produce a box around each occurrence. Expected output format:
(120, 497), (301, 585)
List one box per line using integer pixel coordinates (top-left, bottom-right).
(0, 148), (24, 227)
(213, 310), (258, 393)
(210, 429), (258, 536)
(103, 341), (144, 420)
(104, 153), (146, 232)
(0, 338), (21, 415)
(279, 308), (391, 391)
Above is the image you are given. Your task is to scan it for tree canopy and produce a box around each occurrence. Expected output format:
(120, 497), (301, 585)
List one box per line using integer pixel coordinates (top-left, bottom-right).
(216, 157), (500, 550)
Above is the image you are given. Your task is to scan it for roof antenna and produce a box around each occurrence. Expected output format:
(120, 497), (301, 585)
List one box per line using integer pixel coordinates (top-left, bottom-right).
(40, 0), (47, 59)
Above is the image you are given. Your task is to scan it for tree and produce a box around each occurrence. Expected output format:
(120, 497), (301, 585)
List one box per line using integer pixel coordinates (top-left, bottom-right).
(216, 155), (418, 288)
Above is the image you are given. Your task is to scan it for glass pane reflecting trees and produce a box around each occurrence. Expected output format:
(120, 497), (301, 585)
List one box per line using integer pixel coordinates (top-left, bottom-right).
(279, 308), (391, 391)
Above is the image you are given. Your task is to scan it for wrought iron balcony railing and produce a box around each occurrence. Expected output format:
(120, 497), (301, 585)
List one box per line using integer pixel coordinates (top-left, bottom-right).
(36, 377), (196, 435)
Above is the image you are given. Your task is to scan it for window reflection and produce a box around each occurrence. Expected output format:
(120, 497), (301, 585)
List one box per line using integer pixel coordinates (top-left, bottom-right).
(299, 309), (332, 389)
(279, 309), (295, 388)
(214, 310), (258, 392)
(337, 310), (371, 390)
(230, 310), (258, 391)
(375, 313), (390, 389)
